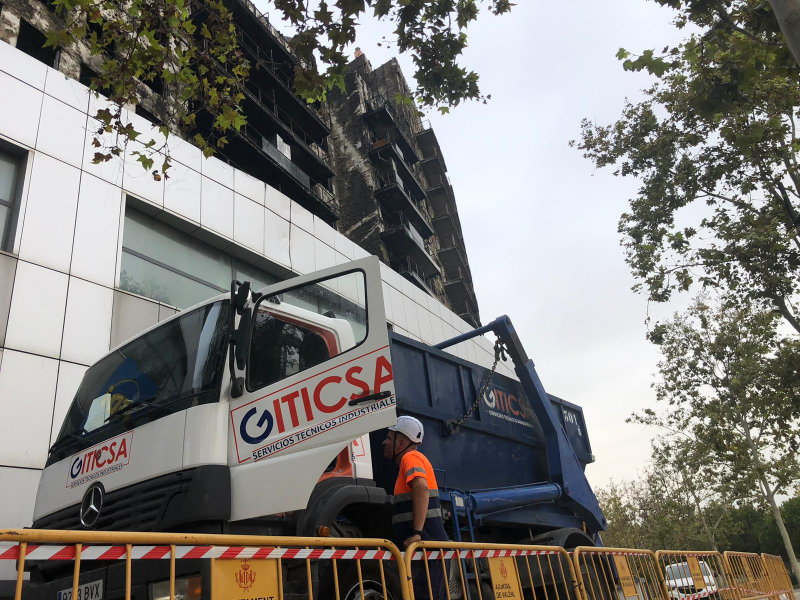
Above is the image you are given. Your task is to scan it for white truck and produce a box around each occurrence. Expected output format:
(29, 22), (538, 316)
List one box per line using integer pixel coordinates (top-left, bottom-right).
(28, 256), (605, 600)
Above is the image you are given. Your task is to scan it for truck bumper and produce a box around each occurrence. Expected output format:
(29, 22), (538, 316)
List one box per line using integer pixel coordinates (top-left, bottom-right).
(26, 559), (211, 600)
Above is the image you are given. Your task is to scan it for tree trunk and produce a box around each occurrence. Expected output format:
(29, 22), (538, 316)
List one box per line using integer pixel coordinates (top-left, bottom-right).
(741, 418), (800, 583)
(763, 489), (800, 585)
(680, 469), (719, 552)
(769, 0), (800, 71)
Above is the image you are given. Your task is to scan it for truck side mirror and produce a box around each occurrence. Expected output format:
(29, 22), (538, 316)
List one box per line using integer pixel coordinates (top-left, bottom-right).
(235, 307), (253, 371)
(233, 281), (251, 315)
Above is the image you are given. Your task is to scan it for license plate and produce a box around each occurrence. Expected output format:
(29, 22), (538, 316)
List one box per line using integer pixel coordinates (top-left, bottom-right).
(56, 580), (103, 600)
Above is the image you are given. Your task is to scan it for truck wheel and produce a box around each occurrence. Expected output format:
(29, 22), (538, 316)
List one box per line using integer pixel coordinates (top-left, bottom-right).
(335, 562), (402, 600)
(579, 561), (615, 600)
(467, 580), (494, 600)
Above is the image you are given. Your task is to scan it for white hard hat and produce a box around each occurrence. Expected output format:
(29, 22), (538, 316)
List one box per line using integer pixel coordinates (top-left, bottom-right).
(389, 416), (424, 443)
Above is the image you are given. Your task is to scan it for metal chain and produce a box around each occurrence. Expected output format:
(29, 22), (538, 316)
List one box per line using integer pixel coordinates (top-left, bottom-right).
(445, 338), (507, 435)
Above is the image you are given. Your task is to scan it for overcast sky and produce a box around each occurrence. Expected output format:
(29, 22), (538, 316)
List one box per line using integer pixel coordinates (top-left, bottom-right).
(255, 0), (694, 489)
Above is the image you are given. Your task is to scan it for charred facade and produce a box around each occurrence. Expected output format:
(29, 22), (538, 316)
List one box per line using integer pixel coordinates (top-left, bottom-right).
(327, 53), (480, 326)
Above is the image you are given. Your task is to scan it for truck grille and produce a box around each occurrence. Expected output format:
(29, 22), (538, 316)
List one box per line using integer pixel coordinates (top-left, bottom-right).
(33, 471), (189, 532)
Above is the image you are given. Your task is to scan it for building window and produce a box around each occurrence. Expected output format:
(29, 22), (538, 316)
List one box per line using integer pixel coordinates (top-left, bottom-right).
(0, 143), (28, 253)
(135, 104), (160, 125)
(16, 20), (59, 69)
(119, 202), (278, 309)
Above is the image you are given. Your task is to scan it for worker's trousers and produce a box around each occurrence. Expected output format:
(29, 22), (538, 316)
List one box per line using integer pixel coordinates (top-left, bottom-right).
(411, 558), (448, 600)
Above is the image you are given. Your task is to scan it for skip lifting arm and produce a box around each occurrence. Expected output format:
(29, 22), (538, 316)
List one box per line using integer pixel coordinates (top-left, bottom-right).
(434, 316), (607, 534)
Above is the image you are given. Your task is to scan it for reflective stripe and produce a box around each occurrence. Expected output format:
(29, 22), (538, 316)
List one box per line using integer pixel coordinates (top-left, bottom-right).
(391, 508), (443, 525)
(393, 490), (440, 503)
(405, 467), (426, 478)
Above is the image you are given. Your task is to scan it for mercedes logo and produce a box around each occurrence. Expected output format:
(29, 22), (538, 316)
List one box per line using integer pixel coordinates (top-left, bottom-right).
(79, 484), (104, 528)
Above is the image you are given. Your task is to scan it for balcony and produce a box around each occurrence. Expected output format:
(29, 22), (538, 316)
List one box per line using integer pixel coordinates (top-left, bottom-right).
(437, 233), (468, 271)
(312, 183), (337, 215)
(380, 212), (441, 277)
(455, 302), (481, 328)
(230, 123), (338, 223)
(363, 93), (419, 164)
(234, 0), (298, 60)
(241, 80), (333, 180)
(233, 25), (331, 138)
(444, 266), (476, 306)
(391, 256), (438, 297)
(432, 204), (461, 237)
(416, 121), (446, 164)
(368, 138), (426, 201)
(375, 171), (434, 239)
(195, 49), (332, 184)
(420, 154), (447, 183)
(425, 173), (455, 212)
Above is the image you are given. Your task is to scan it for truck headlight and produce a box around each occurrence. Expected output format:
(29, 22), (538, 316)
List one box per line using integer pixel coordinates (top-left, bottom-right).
(149, 576), (202, 600)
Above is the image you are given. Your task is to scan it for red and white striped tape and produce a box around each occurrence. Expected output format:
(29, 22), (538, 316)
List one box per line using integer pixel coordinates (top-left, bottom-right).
(579, 551), (650, 557)
(0, 544), (394, 561)
(410, 549), (561, 561)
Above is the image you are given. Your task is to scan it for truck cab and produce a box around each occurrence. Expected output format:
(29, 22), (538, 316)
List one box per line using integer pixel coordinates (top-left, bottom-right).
(34, 257), (396, 539)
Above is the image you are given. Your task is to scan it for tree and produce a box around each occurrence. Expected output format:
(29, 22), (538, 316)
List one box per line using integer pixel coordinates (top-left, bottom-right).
(597, 462), (720, 551)
(632, 295), (800, 582)
(46, 0), (512, 178)
(650, 439), (731, 552)
(572, 0), (800, 334)
(595, 480), (642, 549)
(268, 0), (513, 108)
(647, 1), (800, 75)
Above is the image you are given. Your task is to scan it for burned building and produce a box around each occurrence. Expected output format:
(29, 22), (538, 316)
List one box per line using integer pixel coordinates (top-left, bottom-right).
(0, 6), (496, 568)
(0, 0), (337, 223)
(328, 52), (480, 326)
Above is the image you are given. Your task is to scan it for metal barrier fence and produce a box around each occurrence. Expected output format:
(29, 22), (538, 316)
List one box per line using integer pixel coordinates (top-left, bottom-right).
(724, 551), (778, 600)
(404, 541), (580, 600)
(0, 529), (409, 600)
(0, 529), (795, 600)
(656, 550), (740, 600)
(573, 546), (670, 600)
(761, 554), (793, 600)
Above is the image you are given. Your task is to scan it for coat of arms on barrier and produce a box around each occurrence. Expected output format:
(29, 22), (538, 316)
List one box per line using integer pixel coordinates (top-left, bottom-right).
(235, 559), (257, 590)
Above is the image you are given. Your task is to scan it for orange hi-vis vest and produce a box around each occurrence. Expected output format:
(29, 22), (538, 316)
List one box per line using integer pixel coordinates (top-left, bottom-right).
(392, 450), (448, 544)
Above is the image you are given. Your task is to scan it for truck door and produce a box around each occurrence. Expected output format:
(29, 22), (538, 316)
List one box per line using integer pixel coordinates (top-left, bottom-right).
(227, 256), (396, 520)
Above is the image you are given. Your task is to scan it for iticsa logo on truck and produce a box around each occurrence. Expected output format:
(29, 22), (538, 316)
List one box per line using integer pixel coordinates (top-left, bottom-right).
(483, 385), (534, 428)
(231, 347), (395, 463)
(66, 431), (133, 489)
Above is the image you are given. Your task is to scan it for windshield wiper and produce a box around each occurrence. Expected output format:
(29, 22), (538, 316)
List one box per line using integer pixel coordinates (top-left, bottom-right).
(103, 398), (165, 423)
(49, 428), (89, 454)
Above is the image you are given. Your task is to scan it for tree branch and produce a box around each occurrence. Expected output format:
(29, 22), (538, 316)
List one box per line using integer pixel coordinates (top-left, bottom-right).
(715, 5), (778, 47)
(771, 294), (800, 335)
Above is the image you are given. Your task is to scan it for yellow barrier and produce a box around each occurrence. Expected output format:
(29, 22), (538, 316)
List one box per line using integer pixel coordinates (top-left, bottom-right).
(761, 554), (793, 600)
(573, 546), (670, 600)
(656, 550), (740, 600)
(403, 541), (579, 600)
(724, 551), (778, 600)
(1, 528), (793, 600)
(0, 529), (410, 600)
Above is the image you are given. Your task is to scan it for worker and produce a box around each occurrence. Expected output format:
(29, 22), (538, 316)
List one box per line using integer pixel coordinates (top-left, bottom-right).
(383, 416), (449, 600)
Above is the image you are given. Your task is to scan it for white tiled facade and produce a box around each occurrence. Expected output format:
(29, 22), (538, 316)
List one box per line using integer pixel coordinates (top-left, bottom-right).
(0, 40), (512, 543)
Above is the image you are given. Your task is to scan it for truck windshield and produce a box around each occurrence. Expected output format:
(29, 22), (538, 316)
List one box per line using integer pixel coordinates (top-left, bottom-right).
(53, 300), (230, 449)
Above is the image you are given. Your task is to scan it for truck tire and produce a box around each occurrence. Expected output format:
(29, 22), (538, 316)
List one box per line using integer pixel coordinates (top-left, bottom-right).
(467, 580), (494, 600)
(336, 562), (402, 600)
(517, 528), (598, 599)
